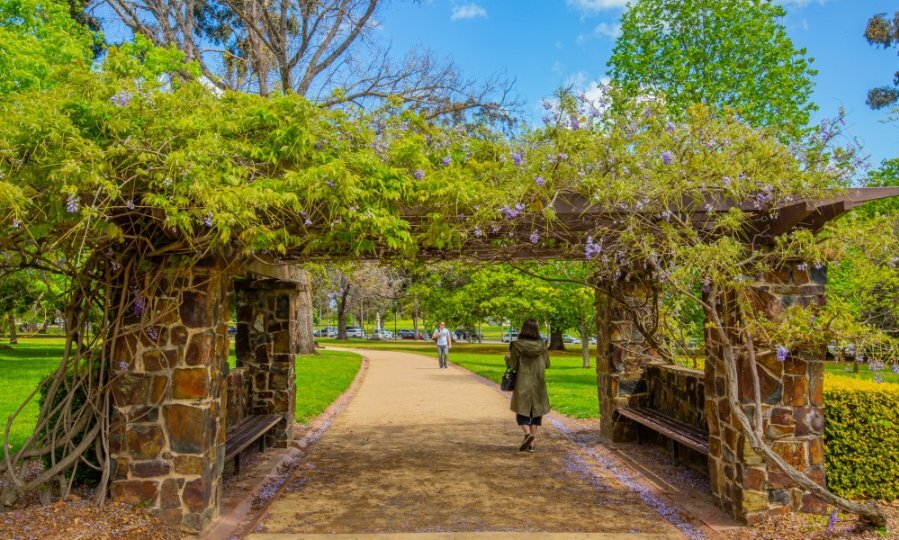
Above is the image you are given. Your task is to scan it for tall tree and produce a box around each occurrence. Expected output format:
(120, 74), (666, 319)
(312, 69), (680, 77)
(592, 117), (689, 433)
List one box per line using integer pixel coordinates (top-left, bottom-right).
(608, 0), (817, 139)
(864, 11), (899, 110)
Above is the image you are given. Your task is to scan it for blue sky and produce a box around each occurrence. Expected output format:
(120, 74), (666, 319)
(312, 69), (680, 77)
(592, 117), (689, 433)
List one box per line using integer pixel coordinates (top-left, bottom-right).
(376, 0), (899, 171)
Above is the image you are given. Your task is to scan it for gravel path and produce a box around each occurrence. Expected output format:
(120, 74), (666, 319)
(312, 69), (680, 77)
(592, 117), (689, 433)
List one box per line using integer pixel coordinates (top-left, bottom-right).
(250, 349), (690, 537)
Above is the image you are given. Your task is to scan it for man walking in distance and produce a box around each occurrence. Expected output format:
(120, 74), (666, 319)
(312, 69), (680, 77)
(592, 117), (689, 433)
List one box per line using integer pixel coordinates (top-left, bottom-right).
(432, 321), (452, 369)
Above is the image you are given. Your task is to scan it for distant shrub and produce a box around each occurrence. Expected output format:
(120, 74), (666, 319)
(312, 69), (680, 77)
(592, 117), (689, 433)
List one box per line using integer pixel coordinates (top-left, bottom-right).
(824, 374), (899, 500)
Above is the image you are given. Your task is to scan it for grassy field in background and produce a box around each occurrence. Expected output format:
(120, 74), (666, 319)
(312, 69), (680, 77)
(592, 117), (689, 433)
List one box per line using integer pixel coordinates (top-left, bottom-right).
(0, 338), (362, 451)
(315, 319), (584, 341)
(0, 337), (68, 451)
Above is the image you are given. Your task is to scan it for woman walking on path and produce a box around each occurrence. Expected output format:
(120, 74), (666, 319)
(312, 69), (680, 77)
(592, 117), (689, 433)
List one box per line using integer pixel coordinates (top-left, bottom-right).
(506, 319), (550, 452)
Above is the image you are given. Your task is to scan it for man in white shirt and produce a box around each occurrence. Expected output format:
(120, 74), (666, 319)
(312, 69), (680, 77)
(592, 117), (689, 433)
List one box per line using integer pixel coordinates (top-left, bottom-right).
(432, 321), (452, 369)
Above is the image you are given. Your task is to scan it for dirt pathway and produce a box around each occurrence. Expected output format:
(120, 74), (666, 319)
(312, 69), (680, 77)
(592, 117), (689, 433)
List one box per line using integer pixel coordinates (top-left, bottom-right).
(249, 349), (692, 538)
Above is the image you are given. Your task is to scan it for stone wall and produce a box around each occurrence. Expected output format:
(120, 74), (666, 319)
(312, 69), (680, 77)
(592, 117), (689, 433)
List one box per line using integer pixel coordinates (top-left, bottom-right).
(225, 367), (250, 430)
(595, 278), (661, 441)
(234, 279), (298, 447)
(644, 364), (706, 433)
(704, 262), (827, 524)
(108, 267), (230, 532)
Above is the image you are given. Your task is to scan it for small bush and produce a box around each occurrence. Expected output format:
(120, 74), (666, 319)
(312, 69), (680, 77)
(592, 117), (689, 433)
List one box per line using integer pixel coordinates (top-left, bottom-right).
(824, 374), (899, 500)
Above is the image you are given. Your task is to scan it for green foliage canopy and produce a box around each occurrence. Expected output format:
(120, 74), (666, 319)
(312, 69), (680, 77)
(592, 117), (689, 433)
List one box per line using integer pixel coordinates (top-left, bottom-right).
(608, 0), (818, 140)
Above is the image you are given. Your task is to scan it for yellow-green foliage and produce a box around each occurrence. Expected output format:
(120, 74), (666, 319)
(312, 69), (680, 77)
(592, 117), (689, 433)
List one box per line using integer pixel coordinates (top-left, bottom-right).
(824, 374), (899, 500)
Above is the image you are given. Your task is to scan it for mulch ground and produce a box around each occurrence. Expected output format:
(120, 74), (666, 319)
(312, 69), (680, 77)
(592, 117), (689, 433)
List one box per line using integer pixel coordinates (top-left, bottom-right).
(0, 495), (181, 540)
(722, 502), (899, 540)
(0, 460), (180, 540)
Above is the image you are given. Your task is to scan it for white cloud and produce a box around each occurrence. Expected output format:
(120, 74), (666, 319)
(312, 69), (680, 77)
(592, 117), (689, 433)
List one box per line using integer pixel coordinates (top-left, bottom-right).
(566, 0), (630, 13)
(594, 22), (622, 39)
(451, 4), (488, 21)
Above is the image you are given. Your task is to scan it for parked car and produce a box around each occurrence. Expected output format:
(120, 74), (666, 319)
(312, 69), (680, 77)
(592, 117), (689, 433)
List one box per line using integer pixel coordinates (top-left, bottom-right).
(369, 329), (393, 339)
(227, 326), (237, 336)
(453, 329), (483, 342)
(314, 326), (337, 338)
(588, 336), (597, 345)
(563, 334), (581, 344)
(501, 329), (519, 343)
(398, 329), (424, 340)
(345, 326), (366, 338)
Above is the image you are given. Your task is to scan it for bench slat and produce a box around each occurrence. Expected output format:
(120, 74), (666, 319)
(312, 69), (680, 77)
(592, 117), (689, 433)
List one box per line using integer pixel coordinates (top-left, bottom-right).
(617, 408), (709, 456)
(225, 414), (282, 462)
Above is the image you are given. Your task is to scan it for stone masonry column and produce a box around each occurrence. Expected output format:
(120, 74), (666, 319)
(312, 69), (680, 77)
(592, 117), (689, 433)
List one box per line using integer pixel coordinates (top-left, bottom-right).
(107, 265), (231, 532)
(234, 279), (298, 447)
(704, 261), (827, 524)
(595, 275), (662, 441)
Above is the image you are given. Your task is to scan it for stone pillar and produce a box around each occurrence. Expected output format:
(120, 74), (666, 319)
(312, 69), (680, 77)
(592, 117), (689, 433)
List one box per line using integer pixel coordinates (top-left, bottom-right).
(107, 266), (230, 532)
(704, 261), (827, 524)
(234, 279), (297, 447)
(595, 276), (662, 441)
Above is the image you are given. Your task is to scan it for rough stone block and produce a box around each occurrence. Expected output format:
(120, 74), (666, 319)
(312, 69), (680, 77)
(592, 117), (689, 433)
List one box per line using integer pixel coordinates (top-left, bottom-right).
(172, 368), (209, 399)
(164, 404), (212, 454)
(111, 480), (159, 506)
(185, 334), (213, 366)
(112, 374), (149, 406)
(144, 349), (178, 372)
(182, 477), (212, 513)
(130, 460), (171, 478)
(159, 479), (182, 509)
(772, 440), (808, 470)
(180, 291), (209, 328)
(125, 424), (165, 459)
(174, 455), (205, 475)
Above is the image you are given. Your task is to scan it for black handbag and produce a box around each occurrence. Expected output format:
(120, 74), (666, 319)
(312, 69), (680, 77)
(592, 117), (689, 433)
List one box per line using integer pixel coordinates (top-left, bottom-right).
(500, 368), (517, 391)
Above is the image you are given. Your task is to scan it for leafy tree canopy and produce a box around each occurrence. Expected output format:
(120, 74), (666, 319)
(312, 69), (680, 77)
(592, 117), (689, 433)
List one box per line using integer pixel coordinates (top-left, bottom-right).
(864, 11), (899, 110)
(608, 0), (818, 140)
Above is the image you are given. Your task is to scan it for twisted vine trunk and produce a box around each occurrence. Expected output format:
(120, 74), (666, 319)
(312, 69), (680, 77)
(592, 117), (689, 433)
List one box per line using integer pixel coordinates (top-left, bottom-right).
(295, 269), (317, 354)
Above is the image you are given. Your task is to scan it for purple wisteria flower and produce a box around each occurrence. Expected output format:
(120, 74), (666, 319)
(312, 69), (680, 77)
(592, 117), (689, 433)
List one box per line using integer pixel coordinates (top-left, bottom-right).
(825, 510), (838, 536)
(892, 364), (899, 374)
(511, 152), (523, 166)
(558, 153), (568, 161)
(491, 224), (501, 233)
(442, 156), (452, 167)
(665, 122), (676, 133)
(147, 328), (159, 342)
(126, 199), (135, 210)
(515, 202), (525, 212)
(796, 263), (808, 272)
(570, 117), (580, 130)
(413, 169), (425, 180)
(12, 219), (21, 229)
(304, 218), (312, 226)
(584, 236), (602, 260)
(534, 176), (546, 186)
(529, 231), (540, 244)
(110, 90), (132, 107)
(643, 108), (652, 119)
(66, 194), (79, 214)
(473, 226), (483, 237)
(661, 151), (673, 166)
(775, 345), (789, 362)
(542, 115), (552, 125)
(203, 214), (213, 228)
(119, 361), (129, 371)
(326, 180), (335, 188)
(133, 291), (144, 318)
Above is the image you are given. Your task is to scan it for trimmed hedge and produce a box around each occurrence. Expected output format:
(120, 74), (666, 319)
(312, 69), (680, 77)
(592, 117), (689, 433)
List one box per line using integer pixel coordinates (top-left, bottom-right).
(824, 374), (899, 500)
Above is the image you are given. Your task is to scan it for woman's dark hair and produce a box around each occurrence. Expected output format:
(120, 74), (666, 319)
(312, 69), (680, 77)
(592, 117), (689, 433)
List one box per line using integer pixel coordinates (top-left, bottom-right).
(518, 319), (541, 340)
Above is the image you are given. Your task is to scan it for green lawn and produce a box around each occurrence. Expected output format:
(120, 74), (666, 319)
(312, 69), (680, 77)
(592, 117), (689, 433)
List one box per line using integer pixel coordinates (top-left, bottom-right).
(0, 338), (361, 452)
(0, 337), (69, 452)
(824, 360), (899, 384)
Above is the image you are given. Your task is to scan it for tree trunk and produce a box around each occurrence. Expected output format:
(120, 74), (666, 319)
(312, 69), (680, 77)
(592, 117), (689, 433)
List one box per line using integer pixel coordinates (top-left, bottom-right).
(294, 269), (317, 354)
(336, 281), (350, 340)
(8, 314), (17, 345)
(412, 298), (420, 339)
(548, 328), (565, 351)
(579, 322), (590, 368)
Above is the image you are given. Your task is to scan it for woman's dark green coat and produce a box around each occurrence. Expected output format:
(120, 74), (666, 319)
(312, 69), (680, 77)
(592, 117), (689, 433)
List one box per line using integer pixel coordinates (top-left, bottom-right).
(506, 338), (550, 417)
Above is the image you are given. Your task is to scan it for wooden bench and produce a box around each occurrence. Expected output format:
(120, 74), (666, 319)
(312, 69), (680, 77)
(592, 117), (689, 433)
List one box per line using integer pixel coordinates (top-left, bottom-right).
(615, 407), (709, 465)
(224, 414), (282, 475)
